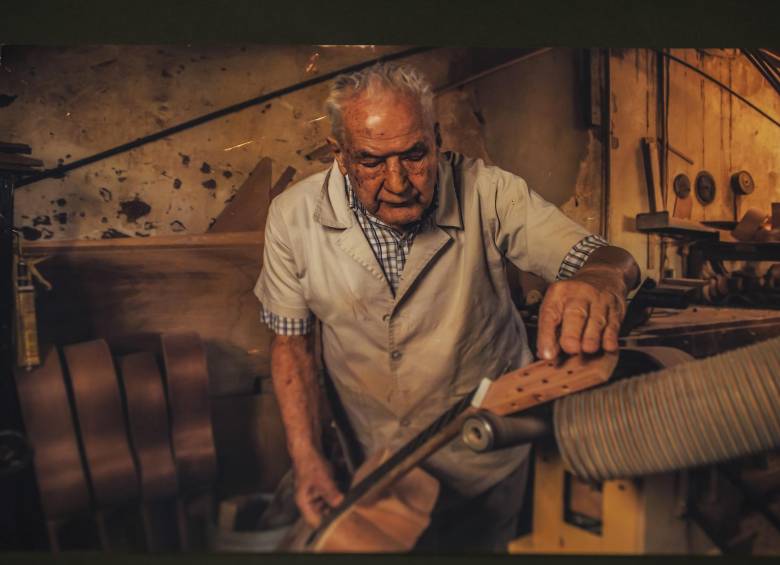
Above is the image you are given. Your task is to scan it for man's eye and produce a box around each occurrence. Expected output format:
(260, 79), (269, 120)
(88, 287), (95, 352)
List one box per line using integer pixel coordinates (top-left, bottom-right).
(402, 152), (426, 162)
(360, 160), (383, 168)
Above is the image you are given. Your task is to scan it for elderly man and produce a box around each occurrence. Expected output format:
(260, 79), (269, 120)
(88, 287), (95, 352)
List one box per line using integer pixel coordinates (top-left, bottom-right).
(255, 62), (639, 551)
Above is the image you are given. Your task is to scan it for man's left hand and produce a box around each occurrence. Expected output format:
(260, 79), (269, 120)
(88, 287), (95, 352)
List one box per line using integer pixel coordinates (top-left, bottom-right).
(536, 267), (628, 360)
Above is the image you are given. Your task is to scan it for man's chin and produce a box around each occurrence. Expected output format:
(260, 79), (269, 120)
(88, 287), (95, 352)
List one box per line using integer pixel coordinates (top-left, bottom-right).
(378, 205), (425, 229)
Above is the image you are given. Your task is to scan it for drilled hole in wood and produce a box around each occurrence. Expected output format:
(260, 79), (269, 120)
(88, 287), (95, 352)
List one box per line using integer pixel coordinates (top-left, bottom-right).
(562, 384), (569, 390)
(523, 372), (530, 377)
(567, 369), (573, 375)
(516, 387), (524, 392)
(541, 379), (548, 384)
(534, 394), (543, 401)
(547, 362), (554, 367)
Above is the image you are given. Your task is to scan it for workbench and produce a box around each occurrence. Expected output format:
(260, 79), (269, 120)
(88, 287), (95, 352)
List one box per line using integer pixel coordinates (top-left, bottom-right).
(511, 305), (780, 555)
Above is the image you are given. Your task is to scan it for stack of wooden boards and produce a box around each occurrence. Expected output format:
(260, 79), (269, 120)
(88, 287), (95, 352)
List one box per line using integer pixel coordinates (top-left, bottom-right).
(0, 142), (43, 174)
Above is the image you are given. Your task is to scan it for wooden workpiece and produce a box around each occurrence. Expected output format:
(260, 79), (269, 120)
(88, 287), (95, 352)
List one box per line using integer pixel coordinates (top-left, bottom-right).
(621, 305), (780, 359)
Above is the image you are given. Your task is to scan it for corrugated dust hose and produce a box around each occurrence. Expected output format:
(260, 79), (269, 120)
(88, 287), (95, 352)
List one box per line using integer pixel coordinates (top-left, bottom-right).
(554, 335), (780, 481)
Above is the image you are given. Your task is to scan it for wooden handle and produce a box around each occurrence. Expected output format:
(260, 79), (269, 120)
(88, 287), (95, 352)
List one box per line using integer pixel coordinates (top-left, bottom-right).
(15, 288), (40, 369)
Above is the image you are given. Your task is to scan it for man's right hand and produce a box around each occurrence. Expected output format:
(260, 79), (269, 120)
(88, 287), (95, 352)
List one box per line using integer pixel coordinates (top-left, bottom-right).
(293, 451), (344, 528)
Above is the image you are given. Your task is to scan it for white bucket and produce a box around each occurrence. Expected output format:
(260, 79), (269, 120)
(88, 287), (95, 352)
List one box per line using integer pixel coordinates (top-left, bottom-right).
(207, 493), (295, 552)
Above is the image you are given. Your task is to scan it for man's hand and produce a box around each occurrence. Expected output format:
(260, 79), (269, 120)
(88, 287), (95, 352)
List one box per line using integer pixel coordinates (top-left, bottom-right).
(270, 334), (344, 527)
(293, 451), (344, 528)
(536, 262), (638, 359)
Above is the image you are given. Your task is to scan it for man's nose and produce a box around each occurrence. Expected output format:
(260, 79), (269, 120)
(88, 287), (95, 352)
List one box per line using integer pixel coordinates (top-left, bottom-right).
(384, 157), (409, 194)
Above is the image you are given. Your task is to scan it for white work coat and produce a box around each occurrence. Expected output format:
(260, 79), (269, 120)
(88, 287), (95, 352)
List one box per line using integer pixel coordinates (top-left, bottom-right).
(255, 152), (592, 495)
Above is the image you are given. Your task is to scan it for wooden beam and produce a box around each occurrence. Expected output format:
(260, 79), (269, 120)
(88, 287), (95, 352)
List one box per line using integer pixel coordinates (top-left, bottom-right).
(24, 231), (263, 255)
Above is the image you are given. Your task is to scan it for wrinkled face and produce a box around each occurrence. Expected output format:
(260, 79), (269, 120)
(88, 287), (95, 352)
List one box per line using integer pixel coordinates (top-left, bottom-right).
(331, 88), (439, 230)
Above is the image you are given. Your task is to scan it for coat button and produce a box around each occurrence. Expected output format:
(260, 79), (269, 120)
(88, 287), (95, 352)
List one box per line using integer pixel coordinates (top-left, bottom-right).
(400, 418), (410, 427)
(391, 350), (402, 360)
(382, 314), (390, 322)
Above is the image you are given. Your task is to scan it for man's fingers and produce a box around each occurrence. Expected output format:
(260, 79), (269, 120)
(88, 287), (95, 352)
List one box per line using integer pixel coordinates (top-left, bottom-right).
(559, 301), (590, 354)
(537, 294), (564, 360)
(296, 476), (343, 528)
(297, 491), (324, 528)
(602, 303), (622, 351)
(322, 481), (345, 508)
(581, 300), (609, 353)
(538, 281), (628, 359)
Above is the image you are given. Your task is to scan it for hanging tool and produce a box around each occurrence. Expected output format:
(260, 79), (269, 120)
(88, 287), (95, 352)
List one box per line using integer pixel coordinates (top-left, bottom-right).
(730, 170), (755, 195)
(672, 173), (693, 219)
(695, 171), (717, 205)
(12, 230), (51, 371)
(641, 138), (665, 212)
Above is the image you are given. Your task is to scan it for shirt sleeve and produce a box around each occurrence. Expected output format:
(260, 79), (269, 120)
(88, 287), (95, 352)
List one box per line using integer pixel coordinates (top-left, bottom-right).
(254, 199), (313, 322)
(260, 307), (314, 335)
(556, 234), (610, 280)
(492, 169), (597, 282)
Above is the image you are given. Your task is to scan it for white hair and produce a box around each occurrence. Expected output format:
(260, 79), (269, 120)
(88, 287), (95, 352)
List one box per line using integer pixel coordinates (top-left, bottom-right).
(325, 62), (435, 145)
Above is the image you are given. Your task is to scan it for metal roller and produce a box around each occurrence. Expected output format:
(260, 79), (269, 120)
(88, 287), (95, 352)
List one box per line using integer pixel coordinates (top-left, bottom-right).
(462, 411), (552, 453)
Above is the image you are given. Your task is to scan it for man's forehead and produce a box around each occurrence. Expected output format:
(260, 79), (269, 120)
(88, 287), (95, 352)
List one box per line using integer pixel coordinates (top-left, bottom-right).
(342, 89), (427, 136)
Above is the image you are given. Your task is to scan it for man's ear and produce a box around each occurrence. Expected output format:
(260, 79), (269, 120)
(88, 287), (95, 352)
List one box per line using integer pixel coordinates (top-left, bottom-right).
(327, 136), (348, 176)
(434, 122), (442, 149)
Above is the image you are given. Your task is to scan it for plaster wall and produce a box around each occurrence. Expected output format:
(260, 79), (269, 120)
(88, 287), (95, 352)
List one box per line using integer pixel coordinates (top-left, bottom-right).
(2, 46), (591, 242)
(1, 45), (468, 240)
(474, 48), (603, 237)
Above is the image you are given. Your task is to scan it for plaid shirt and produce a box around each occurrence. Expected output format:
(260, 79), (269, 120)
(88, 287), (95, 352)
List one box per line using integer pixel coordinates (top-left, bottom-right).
(556, 233), (609, 280)
(261, 179), (607, 335)
(346, 177), (438, 294)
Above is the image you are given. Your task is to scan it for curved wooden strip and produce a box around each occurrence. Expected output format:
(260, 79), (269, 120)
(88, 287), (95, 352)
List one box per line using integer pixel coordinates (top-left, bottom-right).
(161, 332), (216, 493)
(317, 466), (439, 552)
(63, 339), (139, 507)
(279, 466), (439, 552)
(14, 345), (90, 520)
(118, 352), (178, 500)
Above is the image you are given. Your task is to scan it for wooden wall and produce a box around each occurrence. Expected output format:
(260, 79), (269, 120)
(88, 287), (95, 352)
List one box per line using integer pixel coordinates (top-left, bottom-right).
(608, 48), (780, 279)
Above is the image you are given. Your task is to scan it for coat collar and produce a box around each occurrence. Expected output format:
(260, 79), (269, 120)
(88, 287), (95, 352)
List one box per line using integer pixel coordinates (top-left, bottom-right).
(313, 153), (463, 231)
